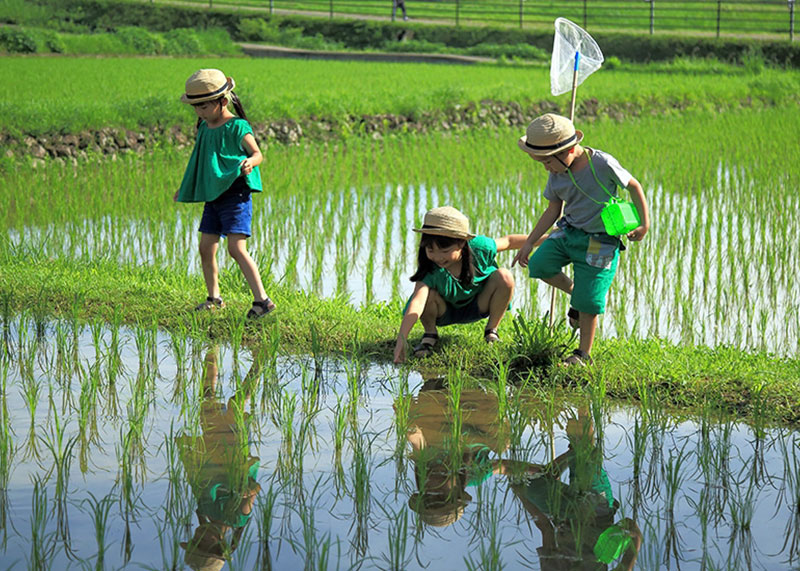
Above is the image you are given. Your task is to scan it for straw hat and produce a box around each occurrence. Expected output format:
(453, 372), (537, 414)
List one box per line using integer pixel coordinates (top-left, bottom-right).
(413, 206), (476, 240)
(181, 69), (236, 104)
(517, 113), (584, 156)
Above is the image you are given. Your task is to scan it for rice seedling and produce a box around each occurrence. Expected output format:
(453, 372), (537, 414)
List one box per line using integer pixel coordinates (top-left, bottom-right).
(255, 481), (279, 570)
(349, 432), (374, 559)
(375, 504), (412, 571)
(82, 490), (116, 570)
(27, 476), (56, 570)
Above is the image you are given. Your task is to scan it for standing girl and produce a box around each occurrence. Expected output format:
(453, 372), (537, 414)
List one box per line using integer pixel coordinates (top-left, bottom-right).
(176, 69), (275, 318)
(393, 206), (537, 364)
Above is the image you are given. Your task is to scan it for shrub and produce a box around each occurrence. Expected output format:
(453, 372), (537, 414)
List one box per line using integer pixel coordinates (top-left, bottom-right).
(163, 28), (201, 55)
(0, 27), (37, 53)
(42, 30), (66, 53)
(115, 26), (164, 54)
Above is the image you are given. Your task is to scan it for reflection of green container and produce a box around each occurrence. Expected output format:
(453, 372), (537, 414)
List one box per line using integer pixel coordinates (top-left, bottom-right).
(593, 524), (632, 563)
(601, 201), (640, 236)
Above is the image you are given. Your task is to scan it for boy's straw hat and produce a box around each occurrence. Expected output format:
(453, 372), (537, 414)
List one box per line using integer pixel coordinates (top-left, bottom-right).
(181, 69), (235, 104)
(413, 206), (476, 240)
(517, 113), (584, 156)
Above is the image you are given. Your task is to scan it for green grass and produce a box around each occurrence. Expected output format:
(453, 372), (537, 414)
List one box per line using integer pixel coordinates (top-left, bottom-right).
(1, 56), (798, 136)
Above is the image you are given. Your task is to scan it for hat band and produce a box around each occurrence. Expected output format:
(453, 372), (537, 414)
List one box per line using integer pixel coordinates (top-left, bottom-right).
(524, 133), (577, 151)
(184, 81), (231, 101)
(422, 224), (465, 234)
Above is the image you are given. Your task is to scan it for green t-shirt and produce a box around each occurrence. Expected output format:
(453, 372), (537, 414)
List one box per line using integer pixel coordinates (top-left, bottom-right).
(421, 235), (498, 307)
(176, 117), (262, 203)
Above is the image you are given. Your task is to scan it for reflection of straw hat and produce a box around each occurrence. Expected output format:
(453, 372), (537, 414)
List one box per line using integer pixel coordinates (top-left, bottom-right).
(180, 541), (226, 571)
(412, 206), (476, 240)
(181, 69), (236, 104)
(407, 490), (472, 527)
(518, 113), (584, 157)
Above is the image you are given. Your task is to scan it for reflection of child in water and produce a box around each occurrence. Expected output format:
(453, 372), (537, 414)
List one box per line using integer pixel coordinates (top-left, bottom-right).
(177, 349), (261, 571)
(404, 378), (508, 527)
(496, 409), (641, 571)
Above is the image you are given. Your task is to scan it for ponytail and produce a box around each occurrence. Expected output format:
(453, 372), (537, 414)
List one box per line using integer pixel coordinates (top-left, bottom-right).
(229, 91), (248, 121)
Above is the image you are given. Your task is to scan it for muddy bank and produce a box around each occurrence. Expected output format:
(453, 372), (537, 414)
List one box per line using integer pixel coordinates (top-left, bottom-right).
(6, 97), (648, 162)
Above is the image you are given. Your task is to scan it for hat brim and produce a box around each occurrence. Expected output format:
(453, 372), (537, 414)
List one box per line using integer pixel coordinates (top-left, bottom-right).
(518, 130), (584, 157)
(412, 228), (476, 240)
(180, 77), (236, 104)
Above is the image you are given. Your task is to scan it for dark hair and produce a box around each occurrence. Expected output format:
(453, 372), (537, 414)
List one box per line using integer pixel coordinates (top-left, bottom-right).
(194, 91), (249, 130)
(410, 233), (473, 286)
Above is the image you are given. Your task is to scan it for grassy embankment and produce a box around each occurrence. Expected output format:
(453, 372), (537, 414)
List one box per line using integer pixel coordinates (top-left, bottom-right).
(1, 56), (799, 425)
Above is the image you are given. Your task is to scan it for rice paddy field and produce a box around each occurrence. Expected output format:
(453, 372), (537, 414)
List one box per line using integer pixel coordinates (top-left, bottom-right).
(2, 55), (800, 569)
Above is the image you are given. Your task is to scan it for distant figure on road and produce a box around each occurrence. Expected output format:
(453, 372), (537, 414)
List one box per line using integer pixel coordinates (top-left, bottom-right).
(392, 0), (408, 21)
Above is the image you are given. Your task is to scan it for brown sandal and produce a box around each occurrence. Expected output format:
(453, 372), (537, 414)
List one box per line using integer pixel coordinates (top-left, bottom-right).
(484, 328), (500, 344)
(562, 349), (592, 367)
(246, 298), (276, 319)
(195, 296), (224, 311)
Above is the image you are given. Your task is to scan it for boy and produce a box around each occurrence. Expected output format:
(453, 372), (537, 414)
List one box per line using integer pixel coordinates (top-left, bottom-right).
(512, 114), (650, 366)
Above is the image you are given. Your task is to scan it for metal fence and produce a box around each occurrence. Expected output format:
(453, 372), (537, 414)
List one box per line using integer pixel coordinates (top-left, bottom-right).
(184, 0), (797, 40)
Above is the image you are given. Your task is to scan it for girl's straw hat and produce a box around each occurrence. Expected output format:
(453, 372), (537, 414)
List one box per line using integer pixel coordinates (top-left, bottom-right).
(413, 206), (476, 240)
(517, 113), (584, 156)
(180, 69), (236, 104)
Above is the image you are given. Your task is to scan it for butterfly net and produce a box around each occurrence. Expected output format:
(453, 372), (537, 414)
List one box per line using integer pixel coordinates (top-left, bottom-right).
(550, 17), (604, 96)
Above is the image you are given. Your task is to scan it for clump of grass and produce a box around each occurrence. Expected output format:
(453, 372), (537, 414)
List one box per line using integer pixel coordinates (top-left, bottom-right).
(507, 313), (575, 378)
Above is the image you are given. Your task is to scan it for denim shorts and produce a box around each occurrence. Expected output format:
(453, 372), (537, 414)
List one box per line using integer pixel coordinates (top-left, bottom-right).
(528, 225), (620, 315)
(198, 188), (253, 238)
(436, 296), (489, 327)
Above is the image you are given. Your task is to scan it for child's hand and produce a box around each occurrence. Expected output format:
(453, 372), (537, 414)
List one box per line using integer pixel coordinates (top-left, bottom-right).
(173, 189), (179, 202)
(393, 338), (407, 364)
(512, 241), (533, 268)
(240, 158), (255, 176)
(626, 224), (649, 242)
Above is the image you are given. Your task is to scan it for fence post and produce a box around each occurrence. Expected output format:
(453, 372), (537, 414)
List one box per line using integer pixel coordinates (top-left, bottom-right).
(520, 0), (523, 28)
(329, 0), (333, 19)
(716, 0), (722, 38)
(269, 0), (273, 16)
(790, 0), (796, 41)
(456, 0), (460, 26)
(644, 0), (654, 34)
(583, 0), (588, 29)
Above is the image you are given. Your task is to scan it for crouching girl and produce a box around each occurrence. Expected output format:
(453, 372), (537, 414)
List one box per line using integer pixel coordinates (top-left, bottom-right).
(393, 206), (536, 364)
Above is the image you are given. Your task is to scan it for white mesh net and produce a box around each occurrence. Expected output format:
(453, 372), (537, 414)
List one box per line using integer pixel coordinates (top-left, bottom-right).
(550, 17), (604, 96)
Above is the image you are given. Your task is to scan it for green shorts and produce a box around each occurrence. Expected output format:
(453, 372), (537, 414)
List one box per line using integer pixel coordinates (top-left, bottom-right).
(528, 226), (620, 315)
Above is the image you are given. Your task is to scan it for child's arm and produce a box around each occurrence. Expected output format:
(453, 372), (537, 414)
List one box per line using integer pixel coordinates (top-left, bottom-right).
(511, 199), (563, 268)
(239, 133), (263, 176)
(625, 177), (650, 241)
(495, 234), (547, 253)
(393, 282), (431, 364)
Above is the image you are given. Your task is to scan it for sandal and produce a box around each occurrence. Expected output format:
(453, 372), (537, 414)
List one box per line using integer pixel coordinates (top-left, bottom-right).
(567, 307), (579, 330)
(412, 332), (439, 358)
(246, 297), (276, 319)
(562, 349), (592, 367)
(195, 296), (224, 311)
(484, 328), (500, 344)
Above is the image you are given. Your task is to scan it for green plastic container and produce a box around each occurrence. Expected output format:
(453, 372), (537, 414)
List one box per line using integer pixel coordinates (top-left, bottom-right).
(601, 201), (640, 236)
(593, 524), (633, 563)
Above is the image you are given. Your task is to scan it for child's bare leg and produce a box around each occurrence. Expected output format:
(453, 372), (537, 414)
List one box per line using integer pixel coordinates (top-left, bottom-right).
(227, 235), (269, 301)
(478, 268), (515, 331)
(578, 312), (598, 355)
(198, 232), (221, 299)
(420, 290), (446, 334)
(542, 271), (573, 295)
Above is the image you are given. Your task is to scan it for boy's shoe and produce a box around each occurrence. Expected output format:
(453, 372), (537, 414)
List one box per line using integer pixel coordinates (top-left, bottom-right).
(484, 328), (500, 344)
(567, 307), (579, 330)
(563, 349), (592, 367)
(195, 296), (224, 311)
(247, 297), (276, 319)
(413, 332), (439, 358)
